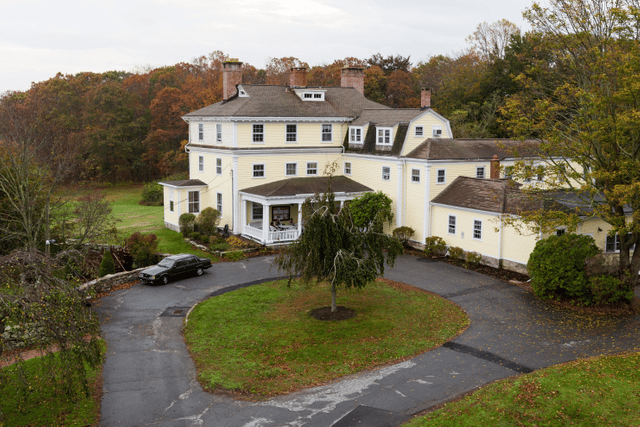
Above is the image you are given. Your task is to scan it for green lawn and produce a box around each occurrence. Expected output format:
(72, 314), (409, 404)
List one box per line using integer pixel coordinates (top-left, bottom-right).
(405, 351), (640, 426)
(101, 186), (216, 260)
(1, 349), (103, 426)
(184, 279), (469, 397)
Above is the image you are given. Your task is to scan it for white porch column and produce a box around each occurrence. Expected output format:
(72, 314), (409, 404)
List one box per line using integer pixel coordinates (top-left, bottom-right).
(262, 202), (270, 244)
(297, 202), (303, 235)
(423, 164), (431, 241)
(240, 196), (247, 236)
(232, 157), (239, 232)
(396, 163), (403, 228)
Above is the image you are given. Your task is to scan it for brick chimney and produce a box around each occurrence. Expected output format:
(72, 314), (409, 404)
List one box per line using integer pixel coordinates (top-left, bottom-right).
(222, 60), (243, 101)
(289, 67), (307, 88)
(341, 67), (365, 95)
(421, 88), (431, 109)
(490, 155), (501, 179)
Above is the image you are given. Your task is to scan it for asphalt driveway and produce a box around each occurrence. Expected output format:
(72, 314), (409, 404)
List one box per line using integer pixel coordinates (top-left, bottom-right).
(96, 255), (640, 426)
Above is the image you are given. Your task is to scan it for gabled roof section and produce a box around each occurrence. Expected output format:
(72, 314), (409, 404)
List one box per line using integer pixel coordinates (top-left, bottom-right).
(350, 108), (425, 127)
(240, 176), (372, 198)
(431, 176), (576, 216)
(184, 85), (388, 120)
(406, 139), (541, 160)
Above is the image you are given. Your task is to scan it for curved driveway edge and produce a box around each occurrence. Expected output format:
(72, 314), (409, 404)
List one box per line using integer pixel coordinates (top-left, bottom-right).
(96, 255), (640, 427)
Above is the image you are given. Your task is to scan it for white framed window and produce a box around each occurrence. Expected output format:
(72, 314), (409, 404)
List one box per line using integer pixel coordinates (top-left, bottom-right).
(344, 161), (351, 175)
(321, 124), (332, 142)
(306, 162), (318, 175)
(198, 123), (203, 140)
(252, 202), (263, 221)
(198, 155), (204, 172)
(411, 168), (420, 183)
(286, 124), (297, 142)
(555, 228), (566, 237)
(415, 125), (424, 137)
(432, 125), (442, 137)
(349, 127), (363, 143)
(188, 191), (200, 214)
(473, 219), (482, 240)
(476, 166), (485, 179)
(216, 158), (222, 175)
(217, 193), (223, 214)
(285, 162), (297, 176)
(605, 234), (636, 253)
(169, 200), (174, 212)
(253, 163), (265, 178)
(252, 124), (264, 143)
(382, 166), (390, 181)
(377, 128), (392, 145)
(437, 168), (446, 184)
(448, 215), (456, 235)
(216, 124), (222, 143)
(504, 166), (514, 180)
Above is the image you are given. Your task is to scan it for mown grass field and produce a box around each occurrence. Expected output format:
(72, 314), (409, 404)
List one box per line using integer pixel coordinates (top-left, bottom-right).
(184, 278), (469, 397)
(1, 347), (103, 426)
(405, 351), (640, 426)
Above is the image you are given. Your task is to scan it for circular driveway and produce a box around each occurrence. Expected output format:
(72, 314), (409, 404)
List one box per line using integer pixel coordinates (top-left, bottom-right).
(96, 255), (640, 426)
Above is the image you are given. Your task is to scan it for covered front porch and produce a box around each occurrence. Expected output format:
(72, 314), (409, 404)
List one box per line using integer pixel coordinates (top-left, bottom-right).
(239, 176), (372, 245)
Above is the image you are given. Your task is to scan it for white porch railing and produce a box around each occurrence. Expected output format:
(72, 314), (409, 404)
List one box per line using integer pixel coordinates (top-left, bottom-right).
(244, 224), (300, 244)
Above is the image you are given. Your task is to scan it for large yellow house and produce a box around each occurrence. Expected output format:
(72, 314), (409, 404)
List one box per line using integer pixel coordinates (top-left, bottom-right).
(160, 61), (622, 273)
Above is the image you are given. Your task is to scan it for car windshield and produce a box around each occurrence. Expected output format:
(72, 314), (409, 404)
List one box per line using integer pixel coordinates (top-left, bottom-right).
(158, 259), (176, 268)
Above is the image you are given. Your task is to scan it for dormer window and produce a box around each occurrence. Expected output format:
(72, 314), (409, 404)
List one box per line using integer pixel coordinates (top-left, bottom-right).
(238, 86), (248, 97)
(377, 128), (392, 145)
(295, 88), (326, 101)
(349, 127), (363, 143)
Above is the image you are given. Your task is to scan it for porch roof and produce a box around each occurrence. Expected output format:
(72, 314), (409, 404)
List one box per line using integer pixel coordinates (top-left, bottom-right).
(240, 176), (372, 198)
(159, 179), (207, 188)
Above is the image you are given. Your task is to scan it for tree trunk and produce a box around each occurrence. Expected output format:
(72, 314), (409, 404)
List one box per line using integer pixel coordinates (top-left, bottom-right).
(331, 282), (337, 312)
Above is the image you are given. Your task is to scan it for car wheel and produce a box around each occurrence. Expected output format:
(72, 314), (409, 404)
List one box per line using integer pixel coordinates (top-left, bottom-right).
(196, 267), (204, 276)
(161, 275), (169, 285)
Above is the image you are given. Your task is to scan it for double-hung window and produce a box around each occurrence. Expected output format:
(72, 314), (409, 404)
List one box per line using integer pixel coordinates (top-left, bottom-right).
(473, 219), (482, 240)
(285, 163), (297, 176)
(605, 234), (635, 252)
(350, 127), (362, 143)
(188, 191), (200, 214)
(437, 169), (446, 184)
(432, 125), (442, 137)
(448, 215), (456, 234)
(198, 123), (203, 141)
(216, 124), (222, 143)
(216, 193), (223, 214)
(476, 166), (485, 179)
(344, 162), (351, 175)
(307, 162), (318, 175)
(411, 169), (420, 182)
(382, 166), (391, 181)
(321, 124), (332, 142)
(252, 202), (263, 220)
(377, 128), (391, 145)
(286, 124), (297, 142)
(216, 158), (222, 175)
(415, 125), (424, 137)
(252, 124), (264, 143)
(198, 156), (204, 172)
(253, 164), (265, 178)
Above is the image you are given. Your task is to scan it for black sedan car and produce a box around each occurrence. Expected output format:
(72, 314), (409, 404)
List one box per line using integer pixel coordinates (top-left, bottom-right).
(139, 254), (212, 285)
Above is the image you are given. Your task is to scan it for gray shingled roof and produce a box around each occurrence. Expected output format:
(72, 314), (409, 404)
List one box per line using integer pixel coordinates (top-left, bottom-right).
(159, 179), (207, 187)
(431, 177), (543, 215)
(240, 176), (372, 198)
(184, 85), (389, 119)
(405, 139), (541, 160)
(350, 108), (425, 126)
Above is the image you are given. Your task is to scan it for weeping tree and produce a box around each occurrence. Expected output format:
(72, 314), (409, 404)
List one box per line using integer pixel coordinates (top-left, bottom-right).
(276, 181), (403, 313)
(0, 251), (103, 421)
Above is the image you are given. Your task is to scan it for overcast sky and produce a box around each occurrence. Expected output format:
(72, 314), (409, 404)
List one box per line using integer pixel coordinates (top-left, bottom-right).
(0, 0), (536, 95)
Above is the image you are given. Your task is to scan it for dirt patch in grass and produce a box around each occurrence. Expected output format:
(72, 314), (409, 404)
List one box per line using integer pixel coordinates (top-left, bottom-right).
(309, 305), (356, 321)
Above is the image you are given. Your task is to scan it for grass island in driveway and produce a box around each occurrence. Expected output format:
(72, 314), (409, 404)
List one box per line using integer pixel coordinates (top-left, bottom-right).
(184, 278), (469, 398)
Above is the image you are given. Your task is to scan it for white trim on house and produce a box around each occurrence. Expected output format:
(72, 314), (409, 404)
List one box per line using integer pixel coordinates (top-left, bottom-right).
(252, 163), (266, 178)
